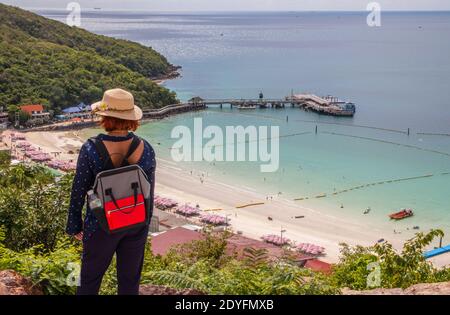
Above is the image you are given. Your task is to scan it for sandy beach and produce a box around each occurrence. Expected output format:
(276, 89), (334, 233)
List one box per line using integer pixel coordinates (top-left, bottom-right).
(6, 129), (448, 267)
(2, 129), (84, 162)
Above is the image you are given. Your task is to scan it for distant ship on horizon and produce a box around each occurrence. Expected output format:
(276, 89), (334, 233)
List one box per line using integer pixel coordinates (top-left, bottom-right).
(93, 7), (102, 10)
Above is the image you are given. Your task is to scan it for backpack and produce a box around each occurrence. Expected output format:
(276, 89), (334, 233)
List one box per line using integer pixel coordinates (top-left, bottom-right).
(88, 135), (152, 234)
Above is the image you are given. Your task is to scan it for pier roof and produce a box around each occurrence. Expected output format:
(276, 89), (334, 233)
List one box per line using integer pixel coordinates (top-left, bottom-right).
(292, 94), (330, 106)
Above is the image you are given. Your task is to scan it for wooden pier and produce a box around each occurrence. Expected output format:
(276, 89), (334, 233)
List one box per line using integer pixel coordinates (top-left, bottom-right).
(142, 102), (206, 119)
(189, 97), (290, 109)
(140, 93), (356, 118)
(183, 94), (356, 117)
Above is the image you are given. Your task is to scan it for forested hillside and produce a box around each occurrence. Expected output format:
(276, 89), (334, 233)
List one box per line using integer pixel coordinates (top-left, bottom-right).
(0, 4), (178, 112)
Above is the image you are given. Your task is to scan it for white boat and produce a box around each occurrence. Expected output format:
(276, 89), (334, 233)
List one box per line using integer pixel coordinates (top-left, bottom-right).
(237, 105), (257, 109)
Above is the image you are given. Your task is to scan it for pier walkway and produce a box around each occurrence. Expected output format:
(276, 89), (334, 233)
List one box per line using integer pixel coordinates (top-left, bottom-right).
(165, 94), (357, 117)
(142, 102), (206, 118)
(140, 92), (356, 118)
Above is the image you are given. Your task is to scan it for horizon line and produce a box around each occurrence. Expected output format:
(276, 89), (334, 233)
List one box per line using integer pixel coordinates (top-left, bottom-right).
(27, 7), (450, 13)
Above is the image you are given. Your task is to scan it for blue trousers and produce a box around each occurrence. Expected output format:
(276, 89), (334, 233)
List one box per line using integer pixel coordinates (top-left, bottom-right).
(77, 225), (149, 295)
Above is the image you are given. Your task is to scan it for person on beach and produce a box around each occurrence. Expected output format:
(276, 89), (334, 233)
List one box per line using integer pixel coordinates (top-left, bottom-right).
(66, 88), (156, 295)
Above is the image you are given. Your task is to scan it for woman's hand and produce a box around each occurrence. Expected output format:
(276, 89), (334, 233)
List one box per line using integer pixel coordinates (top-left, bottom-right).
(74, 232), (84, 241)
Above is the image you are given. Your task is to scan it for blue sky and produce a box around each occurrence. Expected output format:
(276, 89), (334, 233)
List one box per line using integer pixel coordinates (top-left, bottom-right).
(1, 0), (450, 11)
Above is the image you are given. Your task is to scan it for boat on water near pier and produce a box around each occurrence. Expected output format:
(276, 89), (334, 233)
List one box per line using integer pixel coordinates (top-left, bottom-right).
(290, 94), (356, 117)
(237, 104), (257, 109)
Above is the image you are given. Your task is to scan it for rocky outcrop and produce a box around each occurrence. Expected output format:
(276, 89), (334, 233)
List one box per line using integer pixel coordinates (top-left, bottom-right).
(139, 285), (205, 295)
(342, 281), (450, 295)
(0, 270), (43, 295)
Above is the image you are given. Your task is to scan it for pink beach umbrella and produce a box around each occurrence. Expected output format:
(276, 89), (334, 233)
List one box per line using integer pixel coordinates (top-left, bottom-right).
(200, 214), (227, 226)
(296, 243), (325, 255)
(154, 195), (178, 210)
(261, 234), (290, 246)
(176, 204), (200, 216)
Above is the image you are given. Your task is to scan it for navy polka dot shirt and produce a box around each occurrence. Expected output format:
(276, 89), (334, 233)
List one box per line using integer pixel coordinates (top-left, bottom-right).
(66, 132), (156, 241)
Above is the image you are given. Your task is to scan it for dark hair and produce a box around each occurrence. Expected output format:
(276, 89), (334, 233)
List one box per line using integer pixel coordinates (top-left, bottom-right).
(99, 116), (140, 132)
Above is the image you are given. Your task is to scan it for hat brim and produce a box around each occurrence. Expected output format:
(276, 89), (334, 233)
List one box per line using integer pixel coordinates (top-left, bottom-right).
(91, 101), (143, 121)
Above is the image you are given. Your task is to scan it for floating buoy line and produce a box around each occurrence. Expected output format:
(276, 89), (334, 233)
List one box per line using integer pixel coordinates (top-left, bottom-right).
(294, 119), (408, 134)
(168, 131), (312, 150)
(294, 172), (449, 201)
(321, 131), (450, 158)
(417, 132), (450, 137)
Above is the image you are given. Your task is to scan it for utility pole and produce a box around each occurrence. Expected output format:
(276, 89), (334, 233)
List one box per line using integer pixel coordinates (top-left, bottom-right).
(280, 226), (287, 243)
(15, 111), (19, 128)
(225, 214), (231, 232)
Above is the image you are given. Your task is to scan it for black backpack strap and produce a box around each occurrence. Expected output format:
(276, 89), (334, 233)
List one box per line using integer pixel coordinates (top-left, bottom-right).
(122, 135), (142, 166)
(89, 136), (115, 170)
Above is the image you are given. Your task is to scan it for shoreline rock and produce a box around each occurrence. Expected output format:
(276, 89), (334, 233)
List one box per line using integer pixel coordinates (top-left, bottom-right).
(139, 284), (205, 295)
(0, 270), (43, 295)
(342, 281), (450, 295)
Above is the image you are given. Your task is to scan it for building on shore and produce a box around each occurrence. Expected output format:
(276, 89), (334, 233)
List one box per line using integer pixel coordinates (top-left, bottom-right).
(150, 226), (332, 274)
(62, 103), (92, 120)
(19, 104), (50, 125)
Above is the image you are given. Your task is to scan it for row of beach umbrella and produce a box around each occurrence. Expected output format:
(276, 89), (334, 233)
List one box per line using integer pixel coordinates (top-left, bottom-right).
(46, 160), (77, 171)
(175, 204), (200, 216)
(10, 133), (26, 141)
(296, 243), (325, 256)
(154, 195), (228, 226)
(11, 137), (76, 171)
(261, 234), (291, 246)
(261, 234), (326, 256)
(154, 195), (178, 210)
(200, 214), (228, 226)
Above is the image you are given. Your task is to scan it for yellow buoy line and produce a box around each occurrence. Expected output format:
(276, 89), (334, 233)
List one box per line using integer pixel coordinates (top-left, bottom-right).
(294, 172), (449, 201)
(235, 202), (265, 209)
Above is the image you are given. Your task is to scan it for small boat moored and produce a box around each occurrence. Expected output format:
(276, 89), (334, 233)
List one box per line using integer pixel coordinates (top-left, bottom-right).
(389, 209), (414, 220)
(237, 104), (257, 109)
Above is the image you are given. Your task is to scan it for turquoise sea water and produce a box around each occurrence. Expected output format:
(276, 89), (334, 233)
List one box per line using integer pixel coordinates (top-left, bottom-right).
(43, 10), (450, 233)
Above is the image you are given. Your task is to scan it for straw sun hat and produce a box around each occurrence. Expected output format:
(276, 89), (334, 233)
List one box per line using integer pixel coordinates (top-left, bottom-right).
(91, 88), (143, 121)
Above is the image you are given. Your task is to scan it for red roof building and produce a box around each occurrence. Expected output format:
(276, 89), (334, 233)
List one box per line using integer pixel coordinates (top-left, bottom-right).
(149, 226), (332, 274)
(19, 104), (50, 125)
(151, 227), (204, 256)
(19, 104), (45, 115)
(305, 259), (333, 274)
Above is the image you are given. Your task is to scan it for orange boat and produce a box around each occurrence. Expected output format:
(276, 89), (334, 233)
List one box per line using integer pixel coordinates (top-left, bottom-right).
(389, 209), (414, 220)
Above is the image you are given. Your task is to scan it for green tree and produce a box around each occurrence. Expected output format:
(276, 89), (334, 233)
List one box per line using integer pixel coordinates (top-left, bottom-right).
(0, 4), (179, 112)
(0, 228), (82, 295)
(0, 150), (11, 166)
(331, 229), (448, 289)
(0, 165), (72, 251)
(7, 104), (18, 123)
(18, 110), (30, 125)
